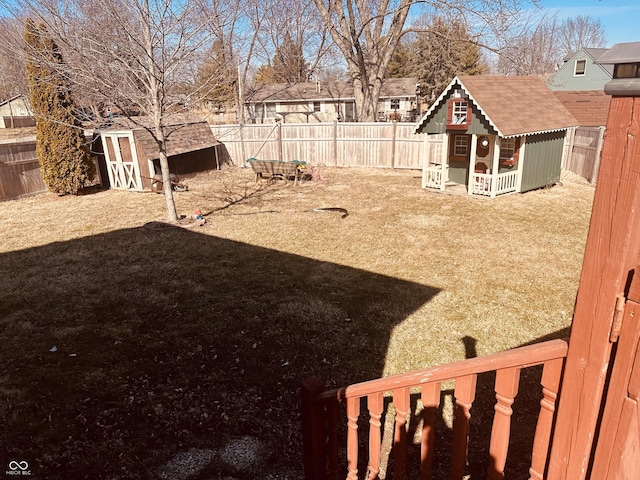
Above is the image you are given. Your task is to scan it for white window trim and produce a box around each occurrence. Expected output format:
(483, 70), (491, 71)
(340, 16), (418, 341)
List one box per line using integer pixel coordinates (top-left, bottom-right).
(454, 135), (469, 156)
(499, 137), (516, 160)
(574, 59), (586, 77)
(453, 100), (468, 125)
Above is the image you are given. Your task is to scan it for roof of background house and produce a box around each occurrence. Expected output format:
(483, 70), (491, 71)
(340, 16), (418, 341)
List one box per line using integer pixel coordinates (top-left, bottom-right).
(102, 114), (219, 159)
(552, 90), (611, 127)
(246, 78), (419, 103)
(561, 48), (614, 75)
(416, 75), (579, 137)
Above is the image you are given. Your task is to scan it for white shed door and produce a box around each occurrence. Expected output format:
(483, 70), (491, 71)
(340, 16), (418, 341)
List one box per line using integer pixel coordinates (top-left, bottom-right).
(102, 132), (143, 190)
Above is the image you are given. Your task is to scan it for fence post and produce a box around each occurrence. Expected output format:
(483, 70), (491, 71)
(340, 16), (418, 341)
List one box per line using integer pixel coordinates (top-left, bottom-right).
(591, 126), (606, 183)
(301, 376), (327, 480)
(391, 120), (397, 169)
(333, 121), (338, 166)
(239, 123), (246, 167)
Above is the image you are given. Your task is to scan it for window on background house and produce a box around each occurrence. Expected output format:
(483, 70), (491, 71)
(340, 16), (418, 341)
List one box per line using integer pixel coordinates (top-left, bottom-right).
(390, 99), (400, 110)
(345, 102), (354, 121)
(313, 101), (321, 112)
(265, 103), (277, 117)
(574, 59), (586, 76)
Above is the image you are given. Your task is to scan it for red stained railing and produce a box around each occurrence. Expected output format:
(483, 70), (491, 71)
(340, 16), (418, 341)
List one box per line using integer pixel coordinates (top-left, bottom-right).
(302, 339), (567, 480)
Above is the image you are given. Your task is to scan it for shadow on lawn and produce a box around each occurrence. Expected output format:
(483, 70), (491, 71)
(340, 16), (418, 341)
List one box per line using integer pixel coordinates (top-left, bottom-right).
(0, 222), (440, 479)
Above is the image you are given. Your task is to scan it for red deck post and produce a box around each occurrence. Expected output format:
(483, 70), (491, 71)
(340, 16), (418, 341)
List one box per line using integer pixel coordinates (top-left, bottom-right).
(301, 376), (328, 480)
(547, 48), (640, 479)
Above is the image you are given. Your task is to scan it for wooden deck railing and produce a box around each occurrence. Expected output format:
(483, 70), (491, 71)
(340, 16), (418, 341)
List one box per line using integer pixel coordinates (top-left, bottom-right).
(301, 339), (568, 480)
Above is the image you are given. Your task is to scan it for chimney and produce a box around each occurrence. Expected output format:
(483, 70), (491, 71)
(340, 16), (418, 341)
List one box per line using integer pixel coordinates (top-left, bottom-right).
(316, 81), (321, 93)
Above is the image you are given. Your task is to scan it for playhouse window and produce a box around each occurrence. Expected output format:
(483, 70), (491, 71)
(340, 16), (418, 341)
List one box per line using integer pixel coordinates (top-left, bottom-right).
(454, 135), (469, 156)
(574, 59), (586, 76)
(500, 137), (520, 166)
(447, 98), (471, 130)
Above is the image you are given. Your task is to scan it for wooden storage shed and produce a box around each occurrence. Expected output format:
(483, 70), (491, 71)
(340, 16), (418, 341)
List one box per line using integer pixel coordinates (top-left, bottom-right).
(0, 95), (36, 129)
(415, 76), (578, 197)
(99, 115), (221, 191)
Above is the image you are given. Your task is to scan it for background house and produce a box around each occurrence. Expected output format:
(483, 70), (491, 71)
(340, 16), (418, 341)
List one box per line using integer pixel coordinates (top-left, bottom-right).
(244, 78), (419, 124)
(415, 75), (577, 197)
(546, 46), (617, 183)
(546, 47), (613, 91)
(0, 94), (36, 129)
(546, 46), (612, 127)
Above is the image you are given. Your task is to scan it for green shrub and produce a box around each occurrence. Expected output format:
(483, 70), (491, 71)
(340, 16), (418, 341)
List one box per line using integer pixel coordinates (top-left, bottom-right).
(24, 19), (94, 195)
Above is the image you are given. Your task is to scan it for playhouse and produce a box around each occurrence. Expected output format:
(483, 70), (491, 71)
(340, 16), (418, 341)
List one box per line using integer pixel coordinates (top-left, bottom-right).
(415, 76), (578, 197)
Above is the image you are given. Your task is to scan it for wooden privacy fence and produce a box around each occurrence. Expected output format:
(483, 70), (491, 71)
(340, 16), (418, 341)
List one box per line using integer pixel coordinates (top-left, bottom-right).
(210, 122), (425, 169)
(563, 126), (605, 183)
(0, 139), (46, 201)
(301, 339), (568, 480)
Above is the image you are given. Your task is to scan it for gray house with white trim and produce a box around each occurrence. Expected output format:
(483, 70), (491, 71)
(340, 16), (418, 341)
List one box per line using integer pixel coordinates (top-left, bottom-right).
(546, 48), (613, 92)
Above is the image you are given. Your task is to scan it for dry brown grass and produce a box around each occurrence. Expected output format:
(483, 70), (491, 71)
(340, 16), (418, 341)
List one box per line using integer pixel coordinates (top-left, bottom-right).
(0, 166), (594, 478)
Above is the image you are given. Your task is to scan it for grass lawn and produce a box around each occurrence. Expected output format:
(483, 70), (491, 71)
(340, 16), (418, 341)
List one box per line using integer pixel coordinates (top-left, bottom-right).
(0, 166), (595, 479)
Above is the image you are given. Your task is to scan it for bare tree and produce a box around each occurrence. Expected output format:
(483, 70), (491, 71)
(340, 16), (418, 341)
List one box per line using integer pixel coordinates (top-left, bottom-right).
(0, 19), (29, 99)
(558, 15), (606, 53)
(197, 0), (264, 123)
(494, 13), (606, 78)
(495, 14), (561, 77)
(1, 0), (231, 221)
(251, 0), (336, 82)
(310, 0), (531, 121)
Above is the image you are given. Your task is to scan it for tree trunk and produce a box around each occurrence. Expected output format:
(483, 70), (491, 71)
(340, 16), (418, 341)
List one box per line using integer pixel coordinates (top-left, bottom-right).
(311, 0), (411, 123)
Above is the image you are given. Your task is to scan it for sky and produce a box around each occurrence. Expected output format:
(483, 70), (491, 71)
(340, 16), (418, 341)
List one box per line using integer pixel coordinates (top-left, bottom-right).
(540, 0), (640, 47)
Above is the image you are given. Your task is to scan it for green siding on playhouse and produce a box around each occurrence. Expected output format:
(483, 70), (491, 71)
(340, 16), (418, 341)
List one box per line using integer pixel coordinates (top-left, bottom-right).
(420, 95), (494, 136)
(520, 132), (566, 192)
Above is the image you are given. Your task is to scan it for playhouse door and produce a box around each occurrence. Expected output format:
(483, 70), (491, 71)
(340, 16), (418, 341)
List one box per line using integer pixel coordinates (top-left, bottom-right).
(102, 133), (143, 190)
(590, 280), (640, 479)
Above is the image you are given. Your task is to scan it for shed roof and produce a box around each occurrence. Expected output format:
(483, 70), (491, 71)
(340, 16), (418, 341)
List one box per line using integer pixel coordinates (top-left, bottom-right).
(246, 78), (418, 103)
(103, 114), (219, 160)
(415, 75), (578, 137)
(552, 90), (611, 127)
(0, 94), (27, 108)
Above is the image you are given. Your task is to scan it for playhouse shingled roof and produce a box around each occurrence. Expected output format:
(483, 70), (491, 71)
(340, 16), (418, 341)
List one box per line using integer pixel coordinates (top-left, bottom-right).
(416, 75), (579, 137)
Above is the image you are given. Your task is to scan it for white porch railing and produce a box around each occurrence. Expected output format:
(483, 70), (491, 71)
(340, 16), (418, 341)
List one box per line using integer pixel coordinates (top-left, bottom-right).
(496, 171), (518, 195)
(471, 173), (492, 196)
(424, 166), (443, 189)
(471, 171), (518, 197)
